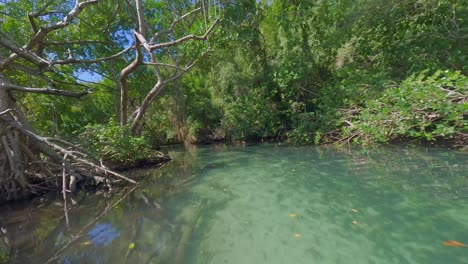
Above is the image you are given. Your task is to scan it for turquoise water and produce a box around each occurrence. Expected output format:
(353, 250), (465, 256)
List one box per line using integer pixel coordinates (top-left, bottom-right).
(1, 144), (468, 263)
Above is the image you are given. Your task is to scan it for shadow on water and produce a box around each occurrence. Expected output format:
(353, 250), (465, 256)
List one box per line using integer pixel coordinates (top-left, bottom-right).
(0, 143), (467, 264)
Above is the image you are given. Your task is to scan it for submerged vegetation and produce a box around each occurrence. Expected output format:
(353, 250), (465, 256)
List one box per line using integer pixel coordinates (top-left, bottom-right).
(0, 0), (467, 200)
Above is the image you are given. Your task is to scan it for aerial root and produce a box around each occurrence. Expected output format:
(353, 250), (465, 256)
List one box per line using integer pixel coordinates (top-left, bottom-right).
(0, 112), (136, 202)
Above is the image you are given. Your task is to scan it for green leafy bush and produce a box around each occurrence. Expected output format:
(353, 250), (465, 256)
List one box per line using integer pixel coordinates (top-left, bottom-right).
(353, 70), (467, 143)
(221, 91), (283, 140)
(286, 112), (316, 145)
(79, 122), (153, 165)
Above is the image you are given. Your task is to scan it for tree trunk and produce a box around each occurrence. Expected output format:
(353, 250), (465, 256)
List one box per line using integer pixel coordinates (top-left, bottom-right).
(0, 86), (32, 200)
(0, 81), (135, 202)
(130, 81), (165, 136)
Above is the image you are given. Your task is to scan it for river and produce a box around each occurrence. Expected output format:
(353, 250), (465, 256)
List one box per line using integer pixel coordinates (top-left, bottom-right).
(1, 143), (467, 263)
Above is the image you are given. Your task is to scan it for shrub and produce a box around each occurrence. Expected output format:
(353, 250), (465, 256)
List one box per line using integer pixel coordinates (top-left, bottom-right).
(353, 70), (467, 143)
(79, 122), (153, 165)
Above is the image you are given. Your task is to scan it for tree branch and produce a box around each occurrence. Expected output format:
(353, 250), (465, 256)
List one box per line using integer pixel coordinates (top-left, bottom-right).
(163, 60), (197, 85)
(142, 62), (184, 70)
(29, 0), (57, 18)
(0, 37), (50, 67)
(0, 109), (13, 116)
(0, 117), (137, 184)
(119, 33), (143, 126)
(1, 83), (89, 98)
(51, 46), (132, 65)
(0, 0), (99, 70)
(148, 19), (219, 51)
(149, 7), (202, 43)
(43, 40), (109, 46)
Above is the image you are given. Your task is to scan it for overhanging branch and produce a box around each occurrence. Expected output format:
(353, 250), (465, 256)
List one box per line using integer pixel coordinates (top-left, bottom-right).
(0, 0), (99, 70)
(51, 46), (133, 65)
(150, 7), (202, 43)
(0, 37), (50, 67)
(148, 19), (219, 51)
(1, 83), (89, 98)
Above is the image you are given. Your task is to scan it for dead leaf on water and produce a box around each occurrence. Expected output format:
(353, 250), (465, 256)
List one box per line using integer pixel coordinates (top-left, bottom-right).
(289, 213), (297, 218)
(351, 209), (358, 213)
(294, 233), (301, 238)
(443, 240), (467, 247)
(352, 220), (358, 225)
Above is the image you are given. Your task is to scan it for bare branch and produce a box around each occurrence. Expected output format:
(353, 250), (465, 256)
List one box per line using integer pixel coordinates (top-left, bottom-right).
(51, 46), (132, 65)
(1, 83), (89, 98)
(142, 62), (184, 70)
(149, 53), (163, 81)
(32, 11), (69, 17)
(163, 61), (197, 85)
(28, 14), (39, 33)
(0, 109), (13, 116)
(150, 7), (202, 43)
(0, 37), (50, 67)
(43, 40), (109, 46)
(148, 19), (219, 51)
(134, 31), (152, 52)
(135, 0), (147, 36)
(119, 32), (143, 126)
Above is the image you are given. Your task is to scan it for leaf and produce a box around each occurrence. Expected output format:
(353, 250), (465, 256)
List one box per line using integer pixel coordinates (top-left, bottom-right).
(443, 240), (467, 247)
(352, 220), (358, 225)
(351, 209), (358, 213)
(289, 213), (297, 218)
(294, 233), (301, 238)
(128, 242), (135, 250)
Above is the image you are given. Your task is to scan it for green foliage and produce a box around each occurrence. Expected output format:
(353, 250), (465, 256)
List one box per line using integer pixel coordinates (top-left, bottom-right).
(23, 83), (116, 138)
(5, 0), (466, 150)
(221, 89), (282, 140)
(80, 122), (153, 165)
(353, 70), (467, 143)
(286, 112), (316, 145)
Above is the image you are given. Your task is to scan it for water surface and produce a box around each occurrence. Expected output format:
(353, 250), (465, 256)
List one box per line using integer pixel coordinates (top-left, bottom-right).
(1, 144), (468, 263)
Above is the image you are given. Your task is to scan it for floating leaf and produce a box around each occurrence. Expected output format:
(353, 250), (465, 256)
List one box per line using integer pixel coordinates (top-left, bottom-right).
(352, 220), (358, 225)
(351, 209), (358, 213)
(289, 213), (297, 218)
(443, 240), (467, 247)
(294, 233), (301, 238)
(128, 242), (135, 249)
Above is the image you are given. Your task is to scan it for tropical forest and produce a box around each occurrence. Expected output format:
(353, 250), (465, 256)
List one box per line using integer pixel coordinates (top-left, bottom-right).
(0, 0), (467, 263)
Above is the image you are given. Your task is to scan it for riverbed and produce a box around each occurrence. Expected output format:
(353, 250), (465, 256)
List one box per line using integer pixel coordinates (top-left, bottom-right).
(1, 144), (467, 263)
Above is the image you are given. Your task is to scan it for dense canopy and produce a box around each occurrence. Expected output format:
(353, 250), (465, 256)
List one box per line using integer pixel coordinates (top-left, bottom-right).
(0, 0), (467, 201)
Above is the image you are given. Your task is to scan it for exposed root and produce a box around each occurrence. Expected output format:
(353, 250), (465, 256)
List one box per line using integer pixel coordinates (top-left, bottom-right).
(0, 110), (136, 202)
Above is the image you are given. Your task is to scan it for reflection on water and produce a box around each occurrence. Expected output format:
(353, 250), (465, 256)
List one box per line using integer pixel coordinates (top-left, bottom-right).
(1, 144), (468, 263)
